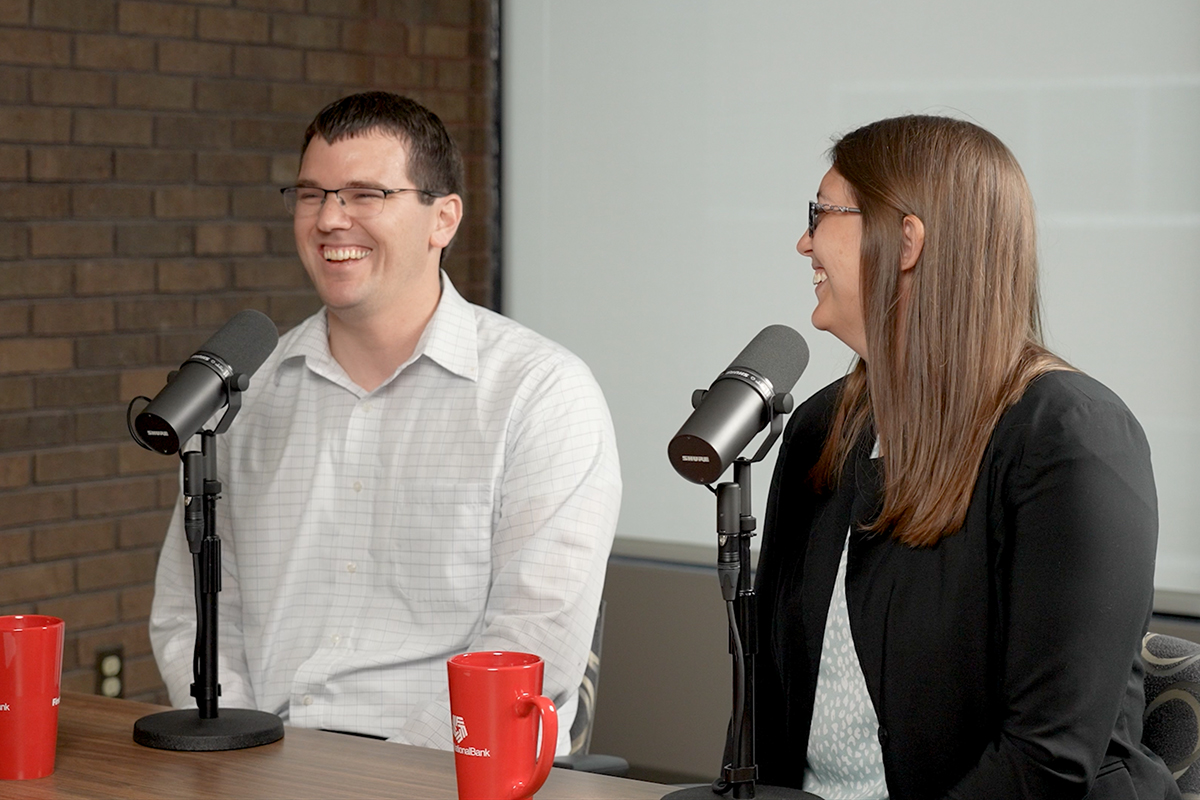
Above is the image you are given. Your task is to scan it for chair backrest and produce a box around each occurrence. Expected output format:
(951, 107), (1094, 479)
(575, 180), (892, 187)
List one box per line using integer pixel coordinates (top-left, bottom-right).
(1141, 632), (1200, 795)
(569, 598), (606, 756)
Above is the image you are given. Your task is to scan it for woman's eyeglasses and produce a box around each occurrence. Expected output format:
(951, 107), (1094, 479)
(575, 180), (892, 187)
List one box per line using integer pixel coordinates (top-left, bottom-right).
(808, 201), (861, 238)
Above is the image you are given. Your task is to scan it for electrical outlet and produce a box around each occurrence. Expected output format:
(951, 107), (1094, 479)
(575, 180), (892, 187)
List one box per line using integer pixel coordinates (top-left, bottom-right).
(94, 646), (125, 699)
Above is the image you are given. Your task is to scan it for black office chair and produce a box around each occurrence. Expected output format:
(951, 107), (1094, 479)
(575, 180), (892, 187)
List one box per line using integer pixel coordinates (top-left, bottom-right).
(553, 600), (630, 776)
(1141, 632), (1200, 796)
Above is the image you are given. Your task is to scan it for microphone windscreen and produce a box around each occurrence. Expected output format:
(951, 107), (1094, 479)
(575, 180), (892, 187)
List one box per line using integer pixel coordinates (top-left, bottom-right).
(725, 324), (809, 394)
(197, 309), (279, 377)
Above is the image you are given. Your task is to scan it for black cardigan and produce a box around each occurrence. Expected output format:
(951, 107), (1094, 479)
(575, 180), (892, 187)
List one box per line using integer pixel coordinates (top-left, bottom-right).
(754, 371), (1179, 799)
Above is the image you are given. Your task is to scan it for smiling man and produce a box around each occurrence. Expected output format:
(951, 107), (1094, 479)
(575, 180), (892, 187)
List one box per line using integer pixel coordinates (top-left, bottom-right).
(149, 92), (622, 754)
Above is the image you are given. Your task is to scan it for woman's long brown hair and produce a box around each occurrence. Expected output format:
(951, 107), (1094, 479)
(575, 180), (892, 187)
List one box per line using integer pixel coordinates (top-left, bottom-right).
(812, 116), (1067, 547)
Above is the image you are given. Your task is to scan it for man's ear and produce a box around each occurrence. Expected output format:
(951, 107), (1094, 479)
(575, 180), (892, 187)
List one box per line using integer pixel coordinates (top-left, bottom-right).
(430, 194), (463, 250)
(900, 214), (925, 272)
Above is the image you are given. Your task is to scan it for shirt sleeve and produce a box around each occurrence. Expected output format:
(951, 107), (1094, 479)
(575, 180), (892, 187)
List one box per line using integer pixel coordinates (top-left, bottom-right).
(390, 354), (622, 753)
(149, 483), (257, 712)
(943, 386), (1158, 798)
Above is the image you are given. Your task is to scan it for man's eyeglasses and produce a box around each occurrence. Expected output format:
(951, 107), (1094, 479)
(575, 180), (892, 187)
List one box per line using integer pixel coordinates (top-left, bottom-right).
(808, 201), (861, 238)
(281, 186), (447, 219)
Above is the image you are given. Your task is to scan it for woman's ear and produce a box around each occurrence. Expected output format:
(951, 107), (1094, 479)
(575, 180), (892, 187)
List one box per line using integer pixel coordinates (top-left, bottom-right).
(900, 214), (925, 272)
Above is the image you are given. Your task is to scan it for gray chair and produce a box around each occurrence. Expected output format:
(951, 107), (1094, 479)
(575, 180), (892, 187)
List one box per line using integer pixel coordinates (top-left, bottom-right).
(1141, 632), (1200, 796)
(553, 600), (630, 776)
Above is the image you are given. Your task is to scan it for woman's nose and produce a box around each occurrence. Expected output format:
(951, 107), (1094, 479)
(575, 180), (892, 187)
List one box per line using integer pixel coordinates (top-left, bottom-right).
(797, 229), (813, 256)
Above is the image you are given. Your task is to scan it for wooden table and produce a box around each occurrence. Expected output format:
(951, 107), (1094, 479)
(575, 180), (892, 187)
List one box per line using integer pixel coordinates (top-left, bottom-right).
(5, 692), (671, 799)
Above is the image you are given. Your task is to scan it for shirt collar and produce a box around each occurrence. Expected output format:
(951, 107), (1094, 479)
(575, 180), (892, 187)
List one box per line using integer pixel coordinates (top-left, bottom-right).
(278, 270), (479, 387)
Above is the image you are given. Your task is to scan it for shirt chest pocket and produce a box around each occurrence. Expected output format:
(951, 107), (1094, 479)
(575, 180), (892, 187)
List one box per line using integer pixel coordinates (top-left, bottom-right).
(371, 483), (493, 610)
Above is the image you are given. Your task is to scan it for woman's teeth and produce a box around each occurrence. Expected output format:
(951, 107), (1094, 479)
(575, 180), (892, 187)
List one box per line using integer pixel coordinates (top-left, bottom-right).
(813, 271), (827, 285)
(324, 247), (370, 262)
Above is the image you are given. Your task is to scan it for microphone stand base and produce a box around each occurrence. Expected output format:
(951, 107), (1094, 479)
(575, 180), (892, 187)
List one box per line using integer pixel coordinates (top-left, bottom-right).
(133, 708), (284, 751)
(663, 784), (821, 799)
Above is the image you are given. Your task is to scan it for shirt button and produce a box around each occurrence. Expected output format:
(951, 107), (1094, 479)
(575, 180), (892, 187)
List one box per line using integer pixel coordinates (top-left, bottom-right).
(361, 401), (373, 412)
(352, 480), (363, 493)
(346, 562), (357, 573)
(331, 634), (341, 645)
(303, 695), (313, 706)
(877, 725), (889, 746)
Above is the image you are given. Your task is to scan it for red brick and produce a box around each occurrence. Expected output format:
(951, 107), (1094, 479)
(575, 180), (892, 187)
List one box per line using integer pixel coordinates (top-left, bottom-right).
(75, 621), (153, 664)
(74, 407), (126, 442)
(197, 7), (269, 43)
(0, 454), (30, 489)
(305, 51), (372, 84)
(382, 0), (473, 26)
(119, 367), (170, 400)
(153, 186), (227, 219)
(0, 377), (33, 411)
(0, 145), (25, 180)
(115, 297), (194, 331)
(233, 45), (302, 81)
(30, 146), (112, 181)
(194, 79), (269, 113)
(31, 0), (117, 31)
(232, 118), (297, 150)
(0, 410), (74, 449)
(73, 185), (153, 218)
(270, 153), (300, 183)
(0, 107), (71, 143)
(0, 65), (29, 102)
(32, 299), (116, 335)
(117, 441), (173, 475)
(76, 476), (158, 517)
(37, 590), (119, 630)
(123, 653), (165, 696)
(233, 258), (306, 289)
(267, 222), (297, 255)
(76, 550), (157, 592)
(158, 40), (232, 77)
(271, 14), (338, 49)
(0, 529), (31, 566)
(117, 1), (195, 37)
(156, 330), (207, 362)
(0, 224), (30, 260)
(75, 260), (155, 295)
(437, 61), (470, 91)
(74, 34), (155, 71)
(0, 184), (69, 218)
(232, 186), (285, 219)
(0, 0), (30, 24)
(35, 372), (120, 407)
(196, 223), (266, 255)
(195, 295), (268, 327)
(155, 115), (230, 149)
(114, 149), (193, 182)
(269, 292), (321, 325)
(0, 301), (28, 335)
(0, 560), (74, 603)
(237, 0), (302, 10)
(413, 26), (469, 58)
(34, 447), (115, 484)
(269, 83), (341, 116)
(30, 68), (114, 106)
(115, 224), (193, 257)
(342, 20), (407, 55)
(416, 91), (468, 123)
(74, 109), (154, 146)
(74, 333), (155, 368)
(32, 518), (115, 559)
(158, 471), (178, 508)
(196, 151), (269, 184)
(157, 259), (228, 292)
(0, 29), (72, 67)
(116, 74), (194, 111)
(118, 510), (171, 549)
(0, 338), (74, 374)
(306, 0), (369, 15)
(375, 58), (434, 90)
(120, 582), (156, 620)
(29, 223), (114, 257)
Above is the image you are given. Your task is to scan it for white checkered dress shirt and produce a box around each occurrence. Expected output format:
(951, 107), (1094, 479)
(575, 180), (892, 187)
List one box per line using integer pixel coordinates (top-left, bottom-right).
(149, 274), (622, 754)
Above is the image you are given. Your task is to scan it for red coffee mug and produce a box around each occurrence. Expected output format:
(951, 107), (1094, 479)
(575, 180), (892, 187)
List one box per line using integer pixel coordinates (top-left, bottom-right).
(447, 651), (558, 800)
(0, 615), (65, 780)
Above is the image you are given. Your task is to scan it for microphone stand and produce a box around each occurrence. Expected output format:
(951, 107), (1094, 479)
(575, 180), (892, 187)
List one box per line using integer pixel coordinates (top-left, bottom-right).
(666, 393), (817, 800)
(133, 374), (283, 751)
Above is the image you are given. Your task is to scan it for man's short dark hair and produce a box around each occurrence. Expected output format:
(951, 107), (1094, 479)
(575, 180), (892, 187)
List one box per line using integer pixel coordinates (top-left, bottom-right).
(303, 91), (465, 205)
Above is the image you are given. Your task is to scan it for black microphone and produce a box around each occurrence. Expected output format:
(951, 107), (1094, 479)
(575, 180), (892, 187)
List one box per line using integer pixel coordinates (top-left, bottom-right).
(133, 310), (279, 455)
(668, 325), (809, 484)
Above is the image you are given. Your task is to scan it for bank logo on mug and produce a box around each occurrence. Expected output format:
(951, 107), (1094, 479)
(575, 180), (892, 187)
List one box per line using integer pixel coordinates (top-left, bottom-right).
(453, 715), (468, 744)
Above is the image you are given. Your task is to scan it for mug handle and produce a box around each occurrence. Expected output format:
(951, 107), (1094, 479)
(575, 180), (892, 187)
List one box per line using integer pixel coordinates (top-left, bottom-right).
(511, 693), (557, 800)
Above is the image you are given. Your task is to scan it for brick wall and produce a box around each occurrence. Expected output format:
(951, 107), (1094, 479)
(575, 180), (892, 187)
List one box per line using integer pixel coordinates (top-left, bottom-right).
(0, 0), (495, 704)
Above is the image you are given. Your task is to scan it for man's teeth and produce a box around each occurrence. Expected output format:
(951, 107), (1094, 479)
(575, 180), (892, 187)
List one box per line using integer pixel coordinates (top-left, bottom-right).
(813, 271), (827, 285)
(324, 247), (370, 262)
